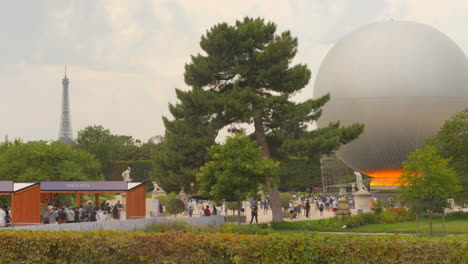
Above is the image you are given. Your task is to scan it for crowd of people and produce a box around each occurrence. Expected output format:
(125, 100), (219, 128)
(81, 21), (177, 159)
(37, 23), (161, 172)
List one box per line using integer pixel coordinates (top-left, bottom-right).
(40, 200), (125, 224)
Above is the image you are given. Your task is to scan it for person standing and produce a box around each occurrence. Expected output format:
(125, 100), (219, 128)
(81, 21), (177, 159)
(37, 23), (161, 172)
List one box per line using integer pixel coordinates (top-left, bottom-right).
(318, 201), (324, 217)
(112, 204), (119, 220)
(187, 200), (194, 217)
(305, 200), (311, 218)
(212, 205), (217, 215)
(49, 207), (58, 224)
(74, 207), (81, 223)
(203, 205), (211, 216)
(66, 206), (75, 223)
(250, 203), (258, 224)
(332, 199), (339, 214)
(288, 200), (295, 220)
(0, 205), (6, 227)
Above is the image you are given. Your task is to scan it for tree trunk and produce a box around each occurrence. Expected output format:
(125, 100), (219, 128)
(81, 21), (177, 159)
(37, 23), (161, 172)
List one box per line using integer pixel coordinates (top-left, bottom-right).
(429, 211), (433, 236)
(237, 200), (241, 225)
(254, 117), (283, 222)
(416, 214), (419, 235)
(442, 213), (446, 236)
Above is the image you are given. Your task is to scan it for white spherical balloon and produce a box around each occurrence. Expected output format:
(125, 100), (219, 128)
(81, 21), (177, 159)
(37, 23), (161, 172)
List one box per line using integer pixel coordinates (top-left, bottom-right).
(314, 21), (468, 187)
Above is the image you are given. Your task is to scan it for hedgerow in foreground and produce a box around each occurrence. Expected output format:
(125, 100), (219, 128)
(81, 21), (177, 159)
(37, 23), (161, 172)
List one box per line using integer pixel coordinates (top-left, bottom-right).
(0, 231), (465, 263)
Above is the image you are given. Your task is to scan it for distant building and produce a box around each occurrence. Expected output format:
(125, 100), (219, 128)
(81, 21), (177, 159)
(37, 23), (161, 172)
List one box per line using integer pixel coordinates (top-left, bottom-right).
(58, 67), (73, 143)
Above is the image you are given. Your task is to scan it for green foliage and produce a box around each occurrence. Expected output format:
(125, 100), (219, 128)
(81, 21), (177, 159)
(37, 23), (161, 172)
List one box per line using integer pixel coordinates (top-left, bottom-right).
(226, 201), (241, 211)
(427, 108), (468, 202)
(225, 215), (246, 223)
(0, 231), (465, 263)
(197, 131), (279, 202)
(157, 192), (179, 206)
(217, 223), (271, 235)
(145, 221), (195, 233)
(75, 125), (157, 170)
(0, 140), (102, 181)
(398, 145), (462, 215)
(277, 157), (321, 191)
(165, 198), (185, 216)
(75, 125), (117, 169)
(445, 211), (468, 220)
(279, 193), (293, 210)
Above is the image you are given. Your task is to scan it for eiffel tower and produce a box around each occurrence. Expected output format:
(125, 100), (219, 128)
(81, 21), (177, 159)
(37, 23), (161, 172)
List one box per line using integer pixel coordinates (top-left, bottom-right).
(58, 66), (73, 143)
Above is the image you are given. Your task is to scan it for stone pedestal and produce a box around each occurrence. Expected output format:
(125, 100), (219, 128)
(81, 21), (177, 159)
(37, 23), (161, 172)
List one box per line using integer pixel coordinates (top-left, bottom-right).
(336, 187), (351, 217)
(353, 190), (371, 214)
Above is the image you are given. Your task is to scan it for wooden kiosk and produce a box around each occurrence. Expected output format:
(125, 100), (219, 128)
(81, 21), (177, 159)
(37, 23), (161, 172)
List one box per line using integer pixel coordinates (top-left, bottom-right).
(0, 181), (146, 226)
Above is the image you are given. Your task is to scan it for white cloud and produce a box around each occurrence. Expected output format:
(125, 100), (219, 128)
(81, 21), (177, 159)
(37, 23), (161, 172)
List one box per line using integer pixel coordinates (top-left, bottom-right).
(0, 0), (466, 141)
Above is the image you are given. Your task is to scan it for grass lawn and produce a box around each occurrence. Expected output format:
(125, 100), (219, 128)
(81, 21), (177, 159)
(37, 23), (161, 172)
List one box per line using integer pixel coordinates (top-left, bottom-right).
(270, 217), (468, 235)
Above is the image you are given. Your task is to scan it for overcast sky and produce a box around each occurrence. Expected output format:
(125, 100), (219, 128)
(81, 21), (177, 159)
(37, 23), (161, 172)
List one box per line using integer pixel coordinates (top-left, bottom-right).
(1, 0), (467, 142)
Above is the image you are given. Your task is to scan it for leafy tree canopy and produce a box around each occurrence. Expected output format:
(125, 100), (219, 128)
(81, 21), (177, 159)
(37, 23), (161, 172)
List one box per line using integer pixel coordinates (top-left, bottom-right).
(197, 131), (279, 203)
(426, 108), (467, 202)
(0, 139), (103, 181)
(398, 145), (461, 214)
(75, 125), (157, 169)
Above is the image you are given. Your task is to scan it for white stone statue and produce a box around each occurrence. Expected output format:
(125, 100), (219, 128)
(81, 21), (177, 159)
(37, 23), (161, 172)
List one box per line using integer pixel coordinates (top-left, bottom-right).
(152, 181), (165, 193)
(354, 171), (367, 191)
(122, 167), (132, 182)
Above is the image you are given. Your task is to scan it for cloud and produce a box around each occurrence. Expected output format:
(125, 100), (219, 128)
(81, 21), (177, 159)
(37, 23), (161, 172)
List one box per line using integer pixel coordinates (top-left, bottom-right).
(0, 0), (466, 142)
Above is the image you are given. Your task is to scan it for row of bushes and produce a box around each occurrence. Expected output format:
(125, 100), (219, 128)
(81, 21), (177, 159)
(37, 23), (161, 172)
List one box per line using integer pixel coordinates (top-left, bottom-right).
(0, 230), (465, 263)
(345, 208), (414, 228)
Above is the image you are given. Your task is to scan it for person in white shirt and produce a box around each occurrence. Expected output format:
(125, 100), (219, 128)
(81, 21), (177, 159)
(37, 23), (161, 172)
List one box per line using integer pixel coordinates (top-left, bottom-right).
(288, 200), (295, 220)
(0, 207), (6, 227)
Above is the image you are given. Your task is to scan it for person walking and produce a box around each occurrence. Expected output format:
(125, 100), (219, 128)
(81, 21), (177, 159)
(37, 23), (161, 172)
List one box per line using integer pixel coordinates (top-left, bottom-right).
(305, 200), (311, 218)
(250, 203), (258, 224)
(318, 201), (324, 217)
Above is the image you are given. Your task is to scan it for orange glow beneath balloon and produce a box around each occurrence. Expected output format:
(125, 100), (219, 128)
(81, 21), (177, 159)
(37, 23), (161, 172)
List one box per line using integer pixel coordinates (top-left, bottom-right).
(366, 170), (402, 186)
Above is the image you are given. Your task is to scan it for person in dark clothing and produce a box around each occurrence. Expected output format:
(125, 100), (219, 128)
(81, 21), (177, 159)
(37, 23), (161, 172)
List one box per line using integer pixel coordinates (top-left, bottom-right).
(250, 204), (258, 224)
(305, 200), (311, 218)
(112, 204), (119, 220)
(74, 207), (80, 222)
(58, 207), (67, 224)
(89, 210), (97, 222)
(212, 205), (217, 215)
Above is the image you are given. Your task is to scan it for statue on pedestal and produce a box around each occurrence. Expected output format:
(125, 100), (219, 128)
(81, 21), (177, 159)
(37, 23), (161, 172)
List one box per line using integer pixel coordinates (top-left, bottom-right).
(352, 171), (371, 214)
(152, 181), (166, 194)
(122, 167), (132, 182)
(354, 171), (367, 191)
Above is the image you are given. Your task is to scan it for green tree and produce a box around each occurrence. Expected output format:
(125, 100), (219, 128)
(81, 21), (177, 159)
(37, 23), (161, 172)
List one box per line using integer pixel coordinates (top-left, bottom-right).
(197, 131), (279, 224)
(151, 104), (219, 193)
(0, 140), (102, 181)
(277, 157), (321, 191)
(426, 108), (467, 202)
(398, 145), (461, 235)
(173, 17), (363, 222)
(75, 125), (117, 169)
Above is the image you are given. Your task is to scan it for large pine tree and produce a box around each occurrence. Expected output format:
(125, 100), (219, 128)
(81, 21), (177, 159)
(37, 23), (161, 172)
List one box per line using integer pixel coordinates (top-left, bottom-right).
(156, 17), (363, 222)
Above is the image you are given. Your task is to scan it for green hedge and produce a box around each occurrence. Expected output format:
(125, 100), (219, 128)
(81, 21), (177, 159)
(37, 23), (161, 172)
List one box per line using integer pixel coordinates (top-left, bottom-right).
(0, 231), (466, 263)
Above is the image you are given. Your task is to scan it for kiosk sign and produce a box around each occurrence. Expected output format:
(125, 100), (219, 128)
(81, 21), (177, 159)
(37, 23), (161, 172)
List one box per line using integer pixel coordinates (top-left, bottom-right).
(0, 181), (13, 192)
(41, 181), (128, 191)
